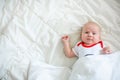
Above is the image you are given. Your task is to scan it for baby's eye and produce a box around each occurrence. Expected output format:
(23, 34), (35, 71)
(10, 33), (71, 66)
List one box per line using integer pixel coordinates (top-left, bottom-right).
(93, 33), (96, 35)
(85, 32), (89, 34)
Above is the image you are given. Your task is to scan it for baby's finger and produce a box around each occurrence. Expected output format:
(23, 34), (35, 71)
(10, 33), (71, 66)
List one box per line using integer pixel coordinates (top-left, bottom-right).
(62, 35), (68, 39)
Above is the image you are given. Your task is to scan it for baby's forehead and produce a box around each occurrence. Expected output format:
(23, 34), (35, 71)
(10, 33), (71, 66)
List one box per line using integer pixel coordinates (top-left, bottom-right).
(82, 22), (101, 31)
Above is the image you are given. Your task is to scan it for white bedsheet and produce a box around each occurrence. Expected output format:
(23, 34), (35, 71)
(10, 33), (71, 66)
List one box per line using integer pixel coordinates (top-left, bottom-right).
(0, 0), (120, 80)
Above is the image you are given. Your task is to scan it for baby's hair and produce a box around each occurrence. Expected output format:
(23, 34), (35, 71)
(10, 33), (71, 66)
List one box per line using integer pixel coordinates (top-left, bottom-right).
(82, 21), (101, 32)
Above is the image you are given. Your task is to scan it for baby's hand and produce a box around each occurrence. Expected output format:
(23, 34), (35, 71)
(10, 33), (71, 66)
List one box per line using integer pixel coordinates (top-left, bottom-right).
(102, 47), (112, 54)
(61, 35), (69, 43)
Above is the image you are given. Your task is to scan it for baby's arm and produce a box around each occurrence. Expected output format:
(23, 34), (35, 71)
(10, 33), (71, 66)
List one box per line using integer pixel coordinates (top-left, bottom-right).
(102, 46), (112, 54)
(61, 35), (76, 58)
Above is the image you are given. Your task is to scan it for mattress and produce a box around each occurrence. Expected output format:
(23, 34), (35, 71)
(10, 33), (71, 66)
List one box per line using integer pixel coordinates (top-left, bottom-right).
(0, 0), (120, 80)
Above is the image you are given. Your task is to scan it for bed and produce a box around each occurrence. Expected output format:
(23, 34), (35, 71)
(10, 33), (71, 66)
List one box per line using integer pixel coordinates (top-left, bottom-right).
(0, 0), (120, 80)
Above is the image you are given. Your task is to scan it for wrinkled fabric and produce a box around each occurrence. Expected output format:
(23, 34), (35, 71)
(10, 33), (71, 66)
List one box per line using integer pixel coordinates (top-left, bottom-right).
(69, 52), (120, 80)
(0, 0), (120, 80)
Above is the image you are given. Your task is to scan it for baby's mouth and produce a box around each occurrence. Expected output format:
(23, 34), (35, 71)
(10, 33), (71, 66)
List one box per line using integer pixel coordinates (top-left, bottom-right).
(87, 38), (92, 41)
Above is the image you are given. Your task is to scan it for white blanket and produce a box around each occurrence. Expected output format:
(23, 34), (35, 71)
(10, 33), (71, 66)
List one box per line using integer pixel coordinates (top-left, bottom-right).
(0, 0), (120, 80)
(69, 52), (120, 80)
(28, 61), (71, 80)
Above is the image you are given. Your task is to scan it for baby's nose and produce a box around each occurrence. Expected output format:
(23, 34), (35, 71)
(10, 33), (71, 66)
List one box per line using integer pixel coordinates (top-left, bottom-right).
(88, 33), (93, 36)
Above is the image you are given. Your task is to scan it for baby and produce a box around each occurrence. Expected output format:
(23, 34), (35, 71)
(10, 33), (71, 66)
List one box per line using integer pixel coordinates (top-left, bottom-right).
(61, 21), (111, 58)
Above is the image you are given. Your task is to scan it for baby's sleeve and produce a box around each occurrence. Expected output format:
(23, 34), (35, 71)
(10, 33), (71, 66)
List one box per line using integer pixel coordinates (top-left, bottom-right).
(72, 47), (78, 57)
(72, 42), (81, 57)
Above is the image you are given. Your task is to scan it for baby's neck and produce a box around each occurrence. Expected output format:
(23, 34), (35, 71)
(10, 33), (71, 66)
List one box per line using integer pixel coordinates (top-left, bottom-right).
(83, 41), (101, 46)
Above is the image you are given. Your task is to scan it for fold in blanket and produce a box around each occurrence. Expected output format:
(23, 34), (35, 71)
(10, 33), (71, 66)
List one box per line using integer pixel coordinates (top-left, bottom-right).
(69, 52), (120, 80)
(0, 0), (120, 80)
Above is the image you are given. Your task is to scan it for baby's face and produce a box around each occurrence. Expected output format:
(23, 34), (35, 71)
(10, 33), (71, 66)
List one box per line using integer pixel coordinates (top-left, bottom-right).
(81, 22), (101, 45)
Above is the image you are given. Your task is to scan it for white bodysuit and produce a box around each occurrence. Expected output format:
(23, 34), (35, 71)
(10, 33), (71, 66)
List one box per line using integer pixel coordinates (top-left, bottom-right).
(69, 41), (114, 80)
(72, 41), (104, 57)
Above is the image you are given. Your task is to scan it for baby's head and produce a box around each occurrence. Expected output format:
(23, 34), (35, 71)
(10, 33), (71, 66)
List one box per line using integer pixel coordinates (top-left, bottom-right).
(80, 21), (101, 45)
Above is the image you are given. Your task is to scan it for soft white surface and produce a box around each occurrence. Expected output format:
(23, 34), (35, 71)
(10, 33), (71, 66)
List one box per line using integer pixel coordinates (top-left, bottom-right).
(69, 52), (120, 80)
(0, 0), (120, 80)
